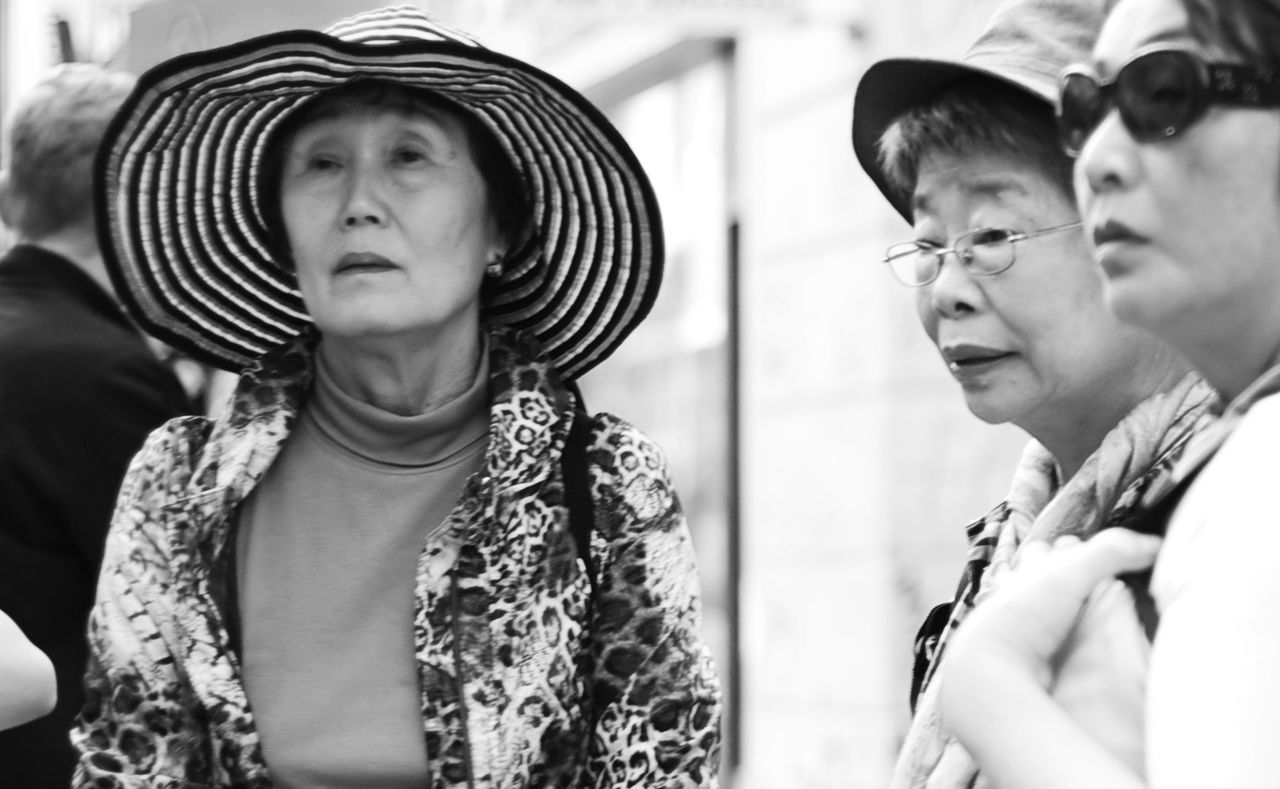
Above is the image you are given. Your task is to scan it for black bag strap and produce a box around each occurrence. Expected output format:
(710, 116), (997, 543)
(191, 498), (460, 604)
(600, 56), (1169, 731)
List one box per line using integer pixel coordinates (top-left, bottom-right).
(562, 407), (598, 599)
(1118, 463), (1205, 641)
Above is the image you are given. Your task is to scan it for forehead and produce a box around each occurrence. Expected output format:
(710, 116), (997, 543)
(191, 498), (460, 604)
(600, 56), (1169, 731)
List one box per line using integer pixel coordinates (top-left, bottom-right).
(912, 149), (1070, 222)
(285, 87), (470, 140)
(1094, 0), (1196, 74)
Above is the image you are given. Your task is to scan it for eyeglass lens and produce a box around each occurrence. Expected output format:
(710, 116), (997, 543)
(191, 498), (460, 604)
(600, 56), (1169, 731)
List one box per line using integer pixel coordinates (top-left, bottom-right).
(889, 230), (1015, 285)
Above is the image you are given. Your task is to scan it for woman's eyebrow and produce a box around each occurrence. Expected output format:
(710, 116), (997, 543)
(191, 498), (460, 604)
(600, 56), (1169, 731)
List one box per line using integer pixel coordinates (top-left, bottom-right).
(910, 175), (1025, 217)
(962, 175), (1028, 202)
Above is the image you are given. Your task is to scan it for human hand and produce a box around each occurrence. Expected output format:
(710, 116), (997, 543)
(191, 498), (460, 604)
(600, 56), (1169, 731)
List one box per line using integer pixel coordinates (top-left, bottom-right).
(945, 528), (1162, 691)
(937, 529), (1159, 789)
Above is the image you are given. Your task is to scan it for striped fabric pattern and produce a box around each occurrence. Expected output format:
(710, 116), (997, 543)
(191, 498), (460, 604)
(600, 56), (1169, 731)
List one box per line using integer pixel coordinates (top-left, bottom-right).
(96, 4), (663, 377)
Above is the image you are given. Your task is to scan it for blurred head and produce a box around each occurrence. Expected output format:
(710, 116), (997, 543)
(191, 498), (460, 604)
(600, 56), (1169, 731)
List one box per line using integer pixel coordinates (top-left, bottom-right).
(1072, 0), (1280, 398)
(0, 64), (134, 241)
(265, 81), (524, 347)
(879, 81), (1177, 447)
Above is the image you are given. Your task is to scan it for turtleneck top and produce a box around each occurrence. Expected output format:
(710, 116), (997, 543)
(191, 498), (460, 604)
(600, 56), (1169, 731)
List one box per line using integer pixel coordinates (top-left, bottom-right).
(236, 345), (489, 789)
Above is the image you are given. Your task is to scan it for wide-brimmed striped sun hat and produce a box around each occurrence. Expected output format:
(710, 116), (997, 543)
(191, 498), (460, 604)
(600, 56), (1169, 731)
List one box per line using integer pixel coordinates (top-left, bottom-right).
(96, 4), (662, 377)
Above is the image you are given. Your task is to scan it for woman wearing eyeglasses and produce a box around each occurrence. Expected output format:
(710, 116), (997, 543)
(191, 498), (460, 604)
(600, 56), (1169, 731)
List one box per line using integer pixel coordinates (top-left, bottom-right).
(851, 0), (1217, 787)
(937, 0), (1280, 786)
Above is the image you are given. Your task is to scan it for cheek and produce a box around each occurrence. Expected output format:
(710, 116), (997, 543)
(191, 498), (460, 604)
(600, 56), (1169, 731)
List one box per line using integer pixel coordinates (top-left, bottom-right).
(1157, 116), (1280, 238)
(1074, 164), (1096, 224)
(291, 263), (327, 317)
(914, 290), (940, 343)
(279, 193), (315, 254)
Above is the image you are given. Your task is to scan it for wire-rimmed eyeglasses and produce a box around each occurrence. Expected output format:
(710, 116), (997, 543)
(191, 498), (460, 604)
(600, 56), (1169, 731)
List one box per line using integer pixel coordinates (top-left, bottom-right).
(882, 221), (1084, 287)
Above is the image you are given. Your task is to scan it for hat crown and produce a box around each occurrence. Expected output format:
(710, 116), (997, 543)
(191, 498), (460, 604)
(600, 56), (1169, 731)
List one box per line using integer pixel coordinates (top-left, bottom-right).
(324, 4), (483, 48)
(963, 0), (1106, 101)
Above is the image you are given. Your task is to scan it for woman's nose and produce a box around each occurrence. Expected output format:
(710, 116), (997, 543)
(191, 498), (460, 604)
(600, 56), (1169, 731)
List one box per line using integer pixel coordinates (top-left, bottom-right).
(341, 167), (387, 228)
(927, 252), (980, 319)
(1078, 109), (1139, 196)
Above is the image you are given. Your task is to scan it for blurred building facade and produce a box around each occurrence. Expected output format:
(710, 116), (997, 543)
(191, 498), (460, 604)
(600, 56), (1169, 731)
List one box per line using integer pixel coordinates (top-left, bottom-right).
(0, 0), (1030, 786)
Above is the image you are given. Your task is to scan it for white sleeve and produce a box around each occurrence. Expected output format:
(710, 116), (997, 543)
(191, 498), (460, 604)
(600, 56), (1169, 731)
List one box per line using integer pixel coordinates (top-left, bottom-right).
(1146, 395), (1280, 787)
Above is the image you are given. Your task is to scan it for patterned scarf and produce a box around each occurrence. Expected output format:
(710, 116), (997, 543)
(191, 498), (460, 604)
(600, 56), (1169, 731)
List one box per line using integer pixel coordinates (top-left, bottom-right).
(890, 372), (1218, 789)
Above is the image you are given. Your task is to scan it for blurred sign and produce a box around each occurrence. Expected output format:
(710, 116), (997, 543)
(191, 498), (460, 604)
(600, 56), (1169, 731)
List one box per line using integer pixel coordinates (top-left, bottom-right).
(120, 0), (461, 73)
(501, 0), (805, 26)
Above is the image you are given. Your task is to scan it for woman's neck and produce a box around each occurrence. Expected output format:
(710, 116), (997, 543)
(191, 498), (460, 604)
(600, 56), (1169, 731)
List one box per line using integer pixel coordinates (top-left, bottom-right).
(317, 326), (484, 416)
(1160, 272), (1280, 404)
(1025, 351), (1191, 483)
(1185, 332), (1280, 406)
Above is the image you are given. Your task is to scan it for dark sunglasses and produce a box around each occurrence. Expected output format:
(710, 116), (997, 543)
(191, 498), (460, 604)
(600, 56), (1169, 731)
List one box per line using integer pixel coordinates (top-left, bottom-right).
(1056, 45), (1280, 157)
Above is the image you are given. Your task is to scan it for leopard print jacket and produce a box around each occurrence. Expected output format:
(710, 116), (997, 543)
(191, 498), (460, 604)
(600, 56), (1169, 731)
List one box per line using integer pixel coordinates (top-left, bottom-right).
(71, 327), (722, 788)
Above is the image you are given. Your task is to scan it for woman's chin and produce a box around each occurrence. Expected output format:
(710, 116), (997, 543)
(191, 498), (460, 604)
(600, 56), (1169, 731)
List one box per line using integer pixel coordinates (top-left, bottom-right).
(318, 320), (413, 343)
(1102, 271), (1173, 335)
(960, 389), (1022, 426)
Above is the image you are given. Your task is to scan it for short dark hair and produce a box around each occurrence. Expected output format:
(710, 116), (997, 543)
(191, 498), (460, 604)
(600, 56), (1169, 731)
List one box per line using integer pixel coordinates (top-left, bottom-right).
(876, 77), (1075, 215)
(2, 64), (134, 239)
(256, 79), (530, 271)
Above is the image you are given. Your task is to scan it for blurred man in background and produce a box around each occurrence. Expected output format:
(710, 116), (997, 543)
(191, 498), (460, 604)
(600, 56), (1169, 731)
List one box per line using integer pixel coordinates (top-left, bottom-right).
(0, 63), (192, 788)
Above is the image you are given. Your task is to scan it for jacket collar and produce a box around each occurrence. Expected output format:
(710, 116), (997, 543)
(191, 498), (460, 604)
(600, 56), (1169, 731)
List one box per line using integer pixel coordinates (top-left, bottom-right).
(0, 243), (135, 333)
(186, 325), (576, 556)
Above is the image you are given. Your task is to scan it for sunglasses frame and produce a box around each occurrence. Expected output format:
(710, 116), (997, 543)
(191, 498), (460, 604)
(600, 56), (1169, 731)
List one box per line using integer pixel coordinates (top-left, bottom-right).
(1056, 43), (1280, 157)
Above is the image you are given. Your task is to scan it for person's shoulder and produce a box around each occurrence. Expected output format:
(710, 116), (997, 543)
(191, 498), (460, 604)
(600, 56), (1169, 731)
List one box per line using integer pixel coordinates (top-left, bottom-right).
(0, 311), (163, 383)
(1175, 392), (1280, 522)
(0, 343), (188, 430)
(1240, 391), (1280, 426)
(123, 415), (216, 496)
(581, 411), (684, 534)
(1217, 392), (1280, 467)
(584, 411), (672, 477)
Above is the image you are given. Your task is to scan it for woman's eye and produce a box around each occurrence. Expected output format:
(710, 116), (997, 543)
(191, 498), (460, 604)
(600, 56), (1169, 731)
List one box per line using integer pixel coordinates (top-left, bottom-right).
(305, 155), (341, 171)
(968, 228), (1013, 246)
(392, 147), (429, 165)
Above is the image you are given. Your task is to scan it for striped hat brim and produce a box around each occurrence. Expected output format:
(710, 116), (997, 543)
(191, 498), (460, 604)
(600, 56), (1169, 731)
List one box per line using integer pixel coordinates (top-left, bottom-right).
(96, 5), (663, 378)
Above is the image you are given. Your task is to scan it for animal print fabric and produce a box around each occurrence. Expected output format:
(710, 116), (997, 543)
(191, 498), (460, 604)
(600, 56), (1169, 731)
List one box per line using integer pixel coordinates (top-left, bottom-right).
(72, 327), (722, 788)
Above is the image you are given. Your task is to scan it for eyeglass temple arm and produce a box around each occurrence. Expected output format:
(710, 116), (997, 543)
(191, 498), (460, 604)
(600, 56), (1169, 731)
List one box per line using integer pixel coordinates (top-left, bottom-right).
(1014, 220), (1084, 242)
(1210, 64), (1280, 105)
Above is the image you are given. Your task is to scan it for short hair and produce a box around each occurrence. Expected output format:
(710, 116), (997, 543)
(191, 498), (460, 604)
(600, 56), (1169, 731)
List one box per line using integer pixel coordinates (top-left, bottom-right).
(1, 63), (135, 239)
(876, 77), (1076, 215)
(257, 79), (531, 273)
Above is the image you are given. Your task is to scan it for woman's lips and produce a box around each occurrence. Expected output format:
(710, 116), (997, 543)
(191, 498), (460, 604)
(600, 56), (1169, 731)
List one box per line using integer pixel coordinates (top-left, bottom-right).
(335, 252), (397, 274)
(1091, 220), (1150, 272)
(942, 344), (1016, 379)
(1091, 219), (1147, 248)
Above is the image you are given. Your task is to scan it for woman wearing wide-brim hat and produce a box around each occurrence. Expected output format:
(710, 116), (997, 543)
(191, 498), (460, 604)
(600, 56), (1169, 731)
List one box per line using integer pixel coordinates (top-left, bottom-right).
(72, 5), (721, 787)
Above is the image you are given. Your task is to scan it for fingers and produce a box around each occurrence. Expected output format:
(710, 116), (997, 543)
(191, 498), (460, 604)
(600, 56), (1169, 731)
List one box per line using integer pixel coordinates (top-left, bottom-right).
(1068, 528), (1162, 575)
(1005, 529), (1161, 603)
(1014, 539), (1051, 568)
(1034, 529), (1161, 586)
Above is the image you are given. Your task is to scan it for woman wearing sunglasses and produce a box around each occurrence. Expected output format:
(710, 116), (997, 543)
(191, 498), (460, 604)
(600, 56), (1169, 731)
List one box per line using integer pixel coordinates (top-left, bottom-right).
(938, 0), (1280, 786)
(851, 0), (1216, 786)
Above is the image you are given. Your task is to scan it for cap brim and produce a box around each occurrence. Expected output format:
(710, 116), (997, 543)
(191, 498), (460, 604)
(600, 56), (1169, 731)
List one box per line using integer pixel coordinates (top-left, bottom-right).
(851, 58), (1053, 224)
